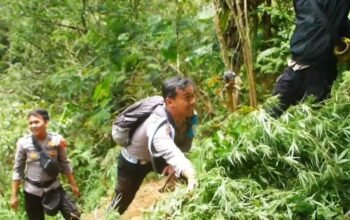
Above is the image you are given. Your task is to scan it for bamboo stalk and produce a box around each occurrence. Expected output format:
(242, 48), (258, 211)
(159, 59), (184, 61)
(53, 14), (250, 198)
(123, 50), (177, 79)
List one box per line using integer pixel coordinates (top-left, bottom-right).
(226, 0), (257, 108)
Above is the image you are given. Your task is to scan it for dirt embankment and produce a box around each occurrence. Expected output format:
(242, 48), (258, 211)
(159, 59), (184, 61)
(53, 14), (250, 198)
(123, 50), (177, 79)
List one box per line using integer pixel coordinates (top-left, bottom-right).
(82, 178), (169, 220)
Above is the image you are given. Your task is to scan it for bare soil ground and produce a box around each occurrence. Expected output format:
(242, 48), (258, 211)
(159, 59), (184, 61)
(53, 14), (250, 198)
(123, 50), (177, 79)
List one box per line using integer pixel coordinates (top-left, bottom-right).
(82, 177), (169, 220)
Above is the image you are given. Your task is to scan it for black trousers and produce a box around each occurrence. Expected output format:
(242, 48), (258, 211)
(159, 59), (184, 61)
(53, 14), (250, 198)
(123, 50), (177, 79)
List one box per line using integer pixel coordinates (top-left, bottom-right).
(24, 187), (80, 220)
(271, 63), (337, 117)
(110, 154), (167, 214)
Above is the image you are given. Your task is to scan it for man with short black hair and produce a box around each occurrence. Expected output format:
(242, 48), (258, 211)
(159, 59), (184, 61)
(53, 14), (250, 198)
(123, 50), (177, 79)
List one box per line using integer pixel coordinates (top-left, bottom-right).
(10, 109), (81, 220)
(271, 0), (350, 117)
(109, 76), (198, 214)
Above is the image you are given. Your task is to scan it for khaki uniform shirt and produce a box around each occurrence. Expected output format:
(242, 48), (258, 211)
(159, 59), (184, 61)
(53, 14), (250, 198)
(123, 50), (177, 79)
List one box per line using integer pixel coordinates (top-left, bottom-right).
(12, 133), (73, 197)
(125, 105), (195, 177)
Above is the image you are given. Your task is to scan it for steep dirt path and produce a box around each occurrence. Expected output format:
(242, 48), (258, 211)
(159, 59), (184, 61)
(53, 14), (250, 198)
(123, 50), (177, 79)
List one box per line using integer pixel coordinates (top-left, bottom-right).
(121, 179), (168, 220)
(82, 178), (169, 220)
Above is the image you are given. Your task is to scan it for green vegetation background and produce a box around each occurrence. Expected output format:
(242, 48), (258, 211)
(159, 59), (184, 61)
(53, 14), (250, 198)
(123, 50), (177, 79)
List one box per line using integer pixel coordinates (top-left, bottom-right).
(1, 0), (350, 219)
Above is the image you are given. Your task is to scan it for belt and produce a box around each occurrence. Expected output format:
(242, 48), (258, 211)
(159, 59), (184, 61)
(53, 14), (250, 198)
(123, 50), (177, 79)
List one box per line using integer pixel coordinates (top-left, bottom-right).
(25, 177), (57, 188)
(121, 148), (149, 165)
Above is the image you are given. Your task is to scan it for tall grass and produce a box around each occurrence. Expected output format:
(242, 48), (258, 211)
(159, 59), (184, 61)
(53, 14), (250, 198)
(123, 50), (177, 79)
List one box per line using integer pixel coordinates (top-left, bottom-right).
(149, 71), (350, 219)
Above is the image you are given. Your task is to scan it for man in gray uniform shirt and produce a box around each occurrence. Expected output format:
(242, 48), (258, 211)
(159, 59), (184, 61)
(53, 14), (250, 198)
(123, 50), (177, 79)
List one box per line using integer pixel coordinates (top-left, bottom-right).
(10, 109), (80, 220)
(110, 76), (198, 214)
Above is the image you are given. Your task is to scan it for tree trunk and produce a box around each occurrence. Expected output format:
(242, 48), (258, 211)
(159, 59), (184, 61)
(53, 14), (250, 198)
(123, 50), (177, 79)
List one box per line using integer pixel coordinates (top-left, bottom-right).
(212, 0), (268, 109)
(232, 0), (257, 107)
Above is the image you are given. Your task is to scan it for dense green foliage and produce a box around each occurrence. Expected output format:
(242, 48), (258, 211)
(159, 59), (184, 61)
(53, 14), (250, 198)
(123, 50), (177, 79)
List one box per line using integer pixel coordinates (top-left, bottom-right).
(2, 0), (348, 219)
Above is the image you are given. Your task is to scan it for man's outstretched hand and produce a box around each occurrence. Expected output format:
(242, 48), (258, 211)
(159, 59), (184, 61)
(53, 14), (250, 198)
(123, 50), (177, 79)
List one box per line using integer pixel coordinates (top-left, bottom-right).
(182, 169), (197, 192)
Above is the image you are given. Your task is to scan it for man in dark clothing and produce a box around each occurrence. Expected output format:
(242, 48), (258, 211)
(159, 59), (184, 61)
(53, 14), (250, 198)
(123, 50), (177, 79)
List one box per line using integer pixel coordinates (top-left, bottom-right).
(271, 0), (350, 117)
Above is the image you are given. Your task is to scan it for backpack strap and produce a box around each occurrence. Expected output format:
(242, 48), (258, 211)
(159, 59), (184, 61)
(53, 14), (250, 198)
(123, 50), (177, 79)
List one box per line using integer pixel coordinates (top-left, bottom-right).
(148, 118), (169, 172)
(32, 135), (43, 152)
(31, 135), (55, 158)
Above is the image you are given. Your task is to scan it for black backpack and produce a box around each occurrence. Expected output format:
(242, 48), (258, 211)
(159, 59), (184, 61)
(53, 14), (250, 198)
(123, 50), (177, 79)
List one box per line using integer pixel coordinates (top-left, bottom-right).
(112, 96), (165, 146)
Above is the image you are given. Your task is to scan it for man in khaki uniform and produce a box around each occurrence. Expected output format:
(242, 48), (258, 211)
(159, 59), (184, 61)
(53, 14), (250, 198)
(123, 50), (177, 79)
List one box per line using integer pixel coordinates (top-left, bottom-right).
(10, 109), (80, 220)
